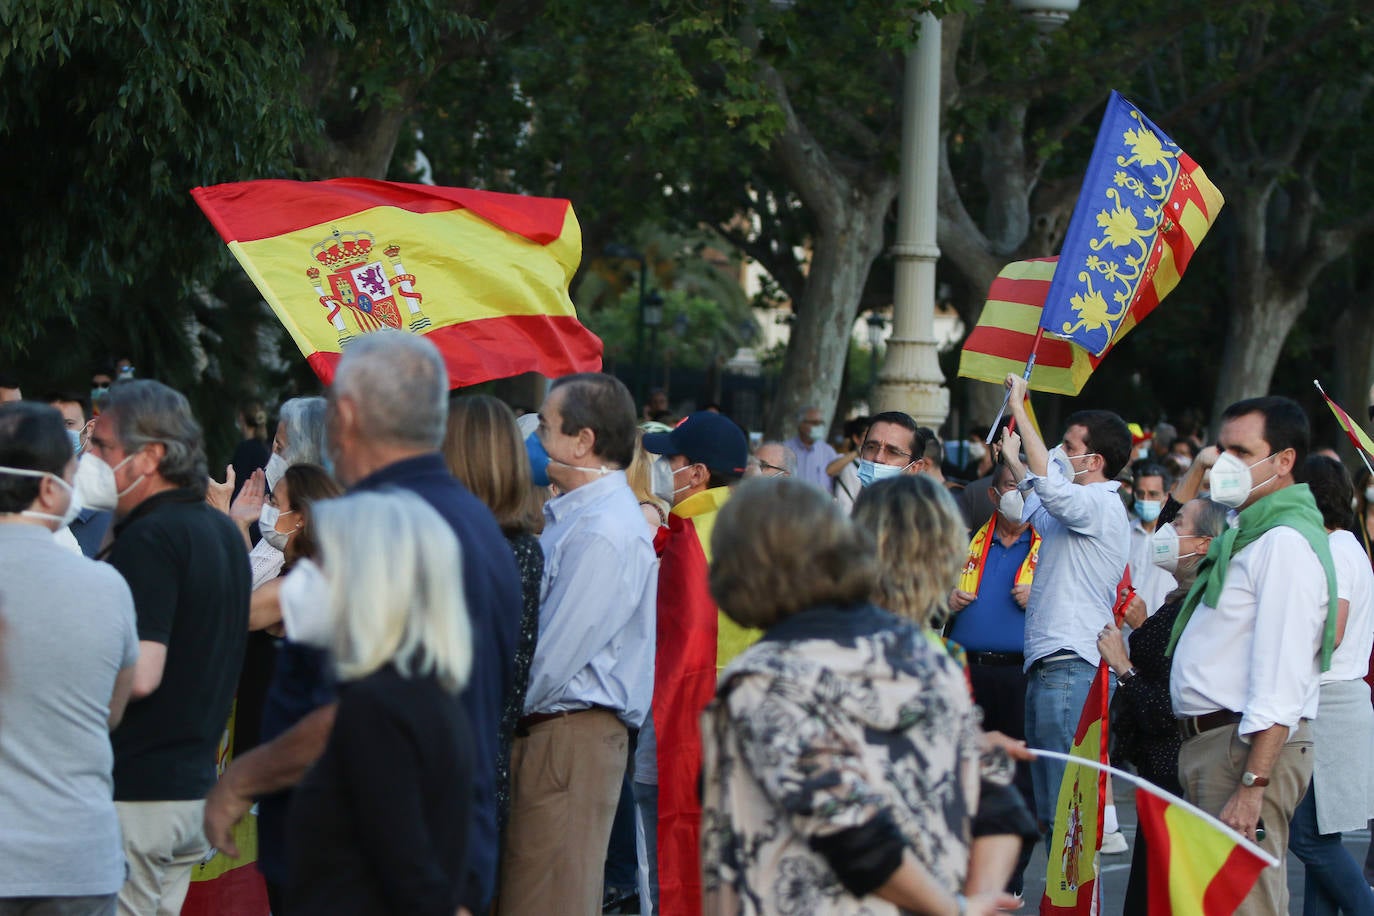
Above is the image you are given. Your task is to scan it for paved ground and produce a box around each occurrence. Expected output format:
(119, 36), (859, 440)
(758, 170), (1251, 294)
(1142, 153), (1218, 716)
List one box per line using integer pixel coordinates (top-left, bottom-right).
(1019, 787), (1373, 913)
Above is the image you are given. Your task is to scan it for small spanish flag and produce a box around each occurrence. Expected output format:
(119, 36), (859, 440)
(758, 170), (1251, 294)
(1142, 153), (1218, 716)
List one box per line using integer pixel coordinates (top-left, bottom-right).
(1135, 788), (1273, 915)
(1315, 380), (1374, 472)
(1041, 663), (1109, 916)
(191, 179), (603, 387)
(958, 258), (1105, 396)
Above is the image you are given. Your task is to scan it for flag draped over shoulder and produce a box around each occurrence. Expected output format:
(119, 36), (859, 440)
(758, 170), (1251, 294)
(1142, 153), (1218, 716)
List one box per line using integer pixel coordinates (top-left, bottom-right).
(1135, 788), (1272, 916)
(1042, 664), (1109, 916)
(191, 179), (603, 387)
(654, 487), (759, 916)
(959, 258), (1104, 395)
(1039, 91), (1224, 357)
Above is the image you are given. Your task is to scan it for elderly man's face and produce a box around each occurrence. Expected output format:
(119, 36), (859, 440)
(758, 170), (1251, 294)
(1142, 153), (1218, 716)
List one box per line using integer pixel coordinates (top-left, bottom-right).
(754, 444), (790, 478)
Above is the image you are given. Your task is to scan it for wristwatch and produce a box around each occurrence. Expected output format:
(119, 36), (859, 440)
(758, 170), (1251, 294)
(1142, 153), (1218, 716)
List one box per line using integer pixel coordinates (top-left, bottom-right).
(1117, 667), (1139, 685)
(1241, 771), (1270, 788)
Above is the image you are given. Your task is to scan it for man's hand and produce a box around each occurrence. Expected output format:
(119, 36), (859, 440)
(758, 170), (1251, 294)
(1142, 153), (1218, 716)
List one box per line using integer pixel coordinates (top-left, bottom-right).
(1123, 594), (1148, 629)
(206, 465), (236, 514)
(1003, 374), (1029, 415)
(950, 589), (977, 612)
(1000, 428), (1026, 482)
(1011, 583), (1031, 609)
(204, 770), (253, 857)
(1196, 445), (1219, 470)
(1219, 786), (1265, 841)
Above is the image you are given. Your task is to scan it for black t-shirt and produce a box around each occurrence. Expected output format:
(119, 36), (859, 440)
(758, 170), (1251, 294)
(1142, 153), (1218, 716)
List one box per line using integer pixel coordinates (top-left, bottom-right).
(108, 488), (251, 800)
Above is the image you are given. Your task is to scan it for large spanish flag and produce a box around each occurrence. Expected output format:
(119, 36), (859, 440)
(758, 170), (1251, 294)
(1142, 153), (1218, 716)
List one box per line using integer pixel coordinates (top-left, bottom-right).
(653, 486), (760, 916)
(959, 258), (1105, 396)
(190, 179), (603, 387)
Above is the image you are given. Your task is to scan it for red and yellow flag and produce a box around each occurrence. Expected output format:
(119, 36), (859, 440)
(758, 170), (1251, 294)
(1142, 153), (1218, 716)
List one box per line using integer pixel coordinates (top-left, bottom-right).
(1315, 380), (1374, 472)
(1042, 663), (1109, 916)
(959, 258), (1105, 396)
(1135, 788), (1272, 916)
(190, 179), (603, 387)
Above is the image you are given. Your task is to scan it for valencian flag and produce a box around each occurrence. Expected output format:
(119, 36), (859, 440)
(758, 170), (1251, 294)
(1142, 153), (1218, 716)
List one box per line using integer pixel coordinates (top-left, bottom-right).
(653, 487), (760, 916)
(1314, 380), (1374, 474)
(191, 179), (603, 387)
(959, 258), (1105, 396)
(1039, 91), (1224, 357)
(1041, 662), (1109, 915)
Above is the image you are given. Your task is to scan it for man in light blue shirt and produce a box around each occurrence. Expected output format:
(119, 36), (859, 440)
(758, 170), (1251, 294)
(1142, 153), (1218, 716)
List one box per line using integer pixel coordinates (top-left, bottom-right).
(499, 373), (658, 916)
(1000, 374), (1131, 840)
(782, 405), (838, 490)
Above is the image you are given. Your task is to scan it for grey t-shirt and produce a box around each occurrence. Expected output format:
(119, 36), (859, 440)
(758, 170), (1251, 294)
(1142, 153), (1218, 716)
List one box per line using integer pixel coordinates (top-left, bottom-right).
(0, 523), (139, 896)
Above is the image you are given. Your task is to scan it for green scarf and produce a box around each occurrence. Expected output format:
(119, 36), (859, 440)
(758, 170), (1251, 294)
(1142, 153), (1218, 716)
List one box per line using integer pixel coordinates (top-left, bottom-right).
(1165, 484), (1339, 671)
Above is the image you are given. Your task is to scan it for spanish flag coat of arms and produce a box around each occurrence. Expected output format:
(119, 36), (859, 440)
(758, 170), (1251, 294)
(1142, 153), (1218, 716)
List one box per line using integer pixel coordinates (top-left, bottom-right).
(192, 179), (603, 386)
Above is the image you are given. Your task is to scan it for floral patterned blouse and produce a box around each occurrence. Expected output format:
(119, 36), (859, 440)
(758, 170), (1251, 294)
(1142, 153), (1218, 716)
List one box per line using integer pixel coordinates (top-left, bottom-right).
(701, 603), (1012, 915)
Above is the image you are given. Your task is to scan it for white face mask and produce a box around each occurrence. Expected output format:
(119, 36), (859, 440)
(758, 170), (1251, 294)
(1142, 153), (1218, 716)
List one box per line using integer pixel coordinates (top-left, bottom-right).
(650, 456), (676, 504)
(1149, 522), (1206, 573)
(265, 452), (289, 492)
(0, 466), (81, 529)
(671, 462), (700, 498)
(1048, 444), (1098, 480)
(967, 441), (987, 462)
(806, 423), (827, 443)
(74, 452), (123, 512)
(258, 504), (297, 551)
(248, 537), (286, 590)
(997, 488), (1025, 524)
(1208, 451), (1279, 509)
(279, 559), (335, 649)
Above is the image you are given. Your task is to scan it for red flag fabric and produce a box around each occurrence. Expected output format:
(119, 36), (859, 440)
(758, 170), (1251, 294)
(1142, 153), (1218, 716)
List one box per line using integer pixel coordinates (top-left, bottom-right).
(1136, 788), (1271, 916)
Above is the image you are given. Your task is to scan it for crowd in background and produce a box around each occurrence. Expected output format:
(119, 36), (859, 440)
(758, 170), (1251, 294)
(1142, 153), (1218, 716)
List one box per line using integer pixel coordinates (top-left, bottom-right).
(1, 345), (1373, 916)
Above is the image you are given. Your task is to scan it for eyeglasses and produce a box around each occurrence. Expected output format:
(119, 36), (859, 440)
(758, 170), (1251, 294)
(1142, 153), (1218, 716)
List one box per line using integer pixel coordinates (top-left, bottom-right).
(861, 441), (913, 462)
(757, 461), (790, 477)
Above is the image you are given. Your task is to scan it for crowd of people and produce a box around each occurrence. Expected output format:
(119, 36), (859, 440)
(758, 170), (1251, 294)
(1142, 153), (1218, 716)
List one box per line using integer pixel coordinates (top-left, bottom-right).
(1, 341), (1373, 916)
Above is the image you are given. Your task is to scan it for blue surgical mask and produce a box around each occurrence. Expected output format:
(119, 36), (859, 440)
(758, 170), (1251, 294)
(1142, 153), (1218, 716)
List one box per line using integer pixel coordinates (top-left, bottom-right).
(524, 430), (551, 487)
(857, 458), (911, 488)
(66, 429), (82, 455)
(1134, 499), (1162, 523)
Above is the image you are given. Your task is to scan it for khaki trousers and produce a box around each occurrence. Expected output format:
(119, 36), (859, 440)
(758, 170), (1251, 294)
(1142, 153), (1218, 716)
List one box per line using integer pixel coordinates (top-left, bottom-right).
(497, 709), (629, 916)
(1177, 721), (1313, 916)
(114, 800), (210, 916)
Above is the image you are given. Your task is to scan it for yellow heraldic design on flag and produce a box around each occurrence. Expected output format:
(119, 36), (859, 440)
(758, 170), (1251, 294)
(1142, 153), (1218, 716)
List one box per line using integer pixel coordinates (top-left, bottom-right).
(230, 205), (582, 357)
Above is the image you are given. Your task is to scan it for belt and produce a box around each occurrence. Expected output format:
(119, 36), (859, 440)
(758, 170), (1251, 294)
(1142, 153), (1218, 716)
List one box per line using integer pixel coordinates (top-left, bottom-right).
(1031, 650), (1080, 668)
(1177, 709), (1243, 740)
(515, 704), (615, 737)
(967, 651), (1025, 667)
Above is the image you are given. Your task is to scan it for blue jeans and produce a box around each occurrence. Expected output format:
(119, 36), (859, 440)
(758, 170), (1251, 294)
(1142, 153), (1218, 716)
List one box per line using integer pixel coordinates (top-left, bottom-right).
(1025, 655), (1103, 835)
(1287, 780), (1374, 916)
(633, 781), (660, 914)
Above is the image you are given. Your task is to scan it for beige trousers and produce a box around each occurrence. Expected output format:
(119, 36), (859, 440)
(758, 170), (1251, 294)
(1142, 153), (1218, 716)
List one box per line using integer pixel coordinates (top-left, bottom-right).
(114, 800), (210, 916)
(1177, 721), (1313, 916)
(497, 709), (629, 916)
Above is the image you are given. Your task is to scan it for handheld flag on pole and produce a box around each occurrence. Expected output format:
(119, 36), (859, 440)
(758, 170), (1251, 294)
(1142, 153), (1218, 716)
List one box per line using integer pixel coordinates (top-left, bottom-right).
(1314, 380), (1374, 476)
(1039, 91), (1224, 357)
(1034, 750), (1277, 916)
(1041, 662), (1109, 915)
(191, 179), (604, 388)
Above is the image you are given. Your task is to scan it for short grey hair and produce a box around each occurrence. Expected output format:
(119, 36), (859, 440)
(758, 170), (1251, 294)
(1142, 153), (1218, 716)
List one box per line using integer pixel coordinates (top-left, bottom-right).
(331, 331), (448, 449)
(278, 397), (329, 466)
(101, 380), (207, 494)
(756, 441), (798, 477)
(796, 405), (819, 423)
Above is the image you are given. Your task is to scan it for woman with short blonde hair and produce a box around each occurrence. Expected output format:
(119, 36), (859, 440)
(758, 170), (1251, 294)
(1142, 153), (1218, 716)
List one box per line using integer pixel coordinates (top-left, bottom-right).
(283, 491), (474, 914)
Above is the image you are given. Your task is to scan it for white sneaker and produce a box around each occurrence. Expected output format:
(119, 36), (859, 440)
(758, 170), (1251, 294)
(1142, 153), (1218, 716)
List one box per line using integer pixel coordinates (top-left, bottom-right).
(1101, 829), (1129, 855)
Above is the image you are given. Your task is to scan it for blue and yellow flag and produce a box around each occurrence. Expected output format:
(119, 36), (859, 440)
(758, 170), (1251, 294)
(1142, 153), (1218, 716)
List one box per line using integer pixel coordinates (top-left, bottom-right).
(1039, 92), (1224, 357)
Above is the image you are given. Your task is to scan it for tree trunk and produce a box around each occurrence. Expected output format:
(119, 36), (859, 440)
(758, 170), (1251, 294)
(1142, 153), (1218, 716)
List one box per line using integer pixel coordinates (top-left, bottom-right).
(1210, 284), (1308, 425)
(765, 200), (891, 438)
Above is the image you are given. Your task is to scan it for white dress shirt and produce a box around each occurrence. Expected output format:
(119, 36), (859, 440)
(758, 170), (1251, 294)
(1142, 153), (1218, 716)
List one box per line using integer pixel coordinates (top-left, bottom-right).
(1170, 526), (1329, 737)
(1325, 529), (1374, 685)
(524, 470), (658, 728)
(1018, 464), (1131, 670)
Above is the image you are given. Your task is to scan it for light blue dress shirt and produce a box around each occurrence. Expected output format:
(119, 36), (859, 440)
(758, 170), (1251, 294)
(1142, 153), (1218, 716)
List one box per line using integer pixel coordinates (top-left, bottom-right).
(1017, 463), (1130, 671)
(525, 470), (658, 728)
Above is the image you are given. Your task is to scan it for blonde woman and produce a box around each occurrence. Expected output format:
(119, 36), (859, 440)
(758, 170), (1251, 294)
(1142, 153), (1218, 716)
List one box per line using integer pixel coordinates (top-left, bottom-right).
(701, 478), (1019, 916)
(280, 490), (474, 916)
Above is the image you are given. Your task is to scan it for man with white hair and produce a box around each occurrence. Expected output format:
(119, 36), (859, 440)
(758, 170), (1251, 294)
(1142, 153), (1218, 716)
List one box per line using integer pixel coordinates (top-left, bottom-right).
(782, 405), (837, 490)
(749, 440), (797, 478)
(204, 331), (523, 914)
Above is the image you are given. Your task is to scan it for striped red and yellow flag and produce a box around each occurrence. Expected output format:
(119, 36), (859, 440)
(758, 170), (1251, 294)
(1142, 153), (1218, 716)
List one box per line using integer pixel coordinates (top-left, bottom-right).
(958, 258), (1104, 396)
(1135, 788), (1271, 916)
(191, 179), (603, 387)
(1315, 380), (1374, 471)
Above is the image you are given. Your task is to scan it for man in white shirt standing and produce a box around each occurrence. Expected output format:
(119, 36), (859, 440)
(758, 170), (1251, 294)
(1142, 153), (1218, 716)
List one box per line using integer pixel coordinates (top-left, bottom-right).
(1168, 396), (1339, 915)
(999, 375), (1132, 845)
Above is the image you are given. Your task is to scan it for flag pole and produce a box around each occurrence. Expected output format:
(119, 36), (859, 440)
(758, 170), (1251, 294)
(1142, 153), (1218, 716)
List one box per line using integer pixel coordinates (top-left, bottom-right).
(985, 327), (1046, 444)
(1030, 749), (1280, 867)
(1314, 379), (1374, 477)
